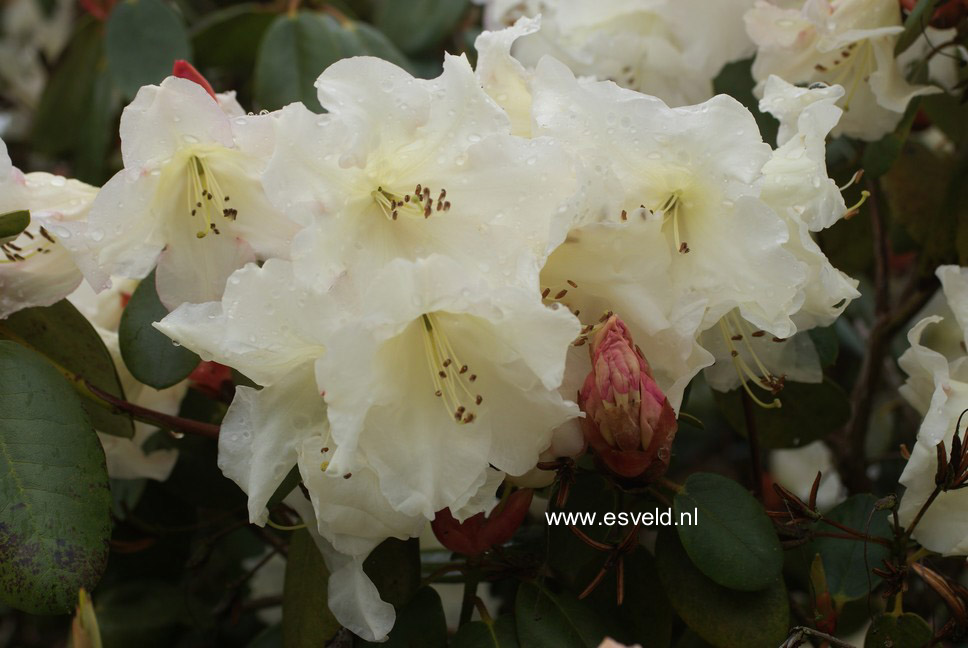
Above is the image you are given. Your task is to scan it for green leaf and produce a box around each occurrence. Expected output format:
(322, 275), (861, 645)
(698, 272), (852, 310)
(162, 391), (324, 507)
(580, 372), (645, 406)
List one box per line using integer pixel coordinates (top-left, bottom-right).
(713, 379), (850, 449)
(118, 271), (200, 390)
(452, 617), (520, 648)
(0, 210), (30, 241)
(371, 0), (469, 55)
(921, 92), (968, 145)
(191, 4), (277, 70)
(808, 325), (839, 368)
(282, 529), (340, 647)
(0, 300), (134, 438)
(515, 582), (608, 648)
(0, 341), (111, 614)
(361, 586), (446, 647)
(809, 494), (892, 603)
(363, 537), (421, 608)
(266, 465), (301, 510)
(862, 100), (920, 179)
(32, 18), (121, 184)
(674, 473), (782, 591)
(105, 0), (192, 99)
(547, 473), (622, 586)
(254, 11), (344, 112)
(655, 529), (789, 648)
(895, 0), (939, 55)
(865, 613), (934, 648)
(343, 20), (415, 73)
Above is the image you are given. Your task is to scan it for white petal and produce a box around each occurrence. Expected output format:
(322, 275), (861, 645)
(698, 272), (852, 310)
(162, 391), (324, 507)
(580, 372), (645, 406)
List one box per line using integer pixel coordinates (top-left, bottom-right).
(155, 259), (329, 386)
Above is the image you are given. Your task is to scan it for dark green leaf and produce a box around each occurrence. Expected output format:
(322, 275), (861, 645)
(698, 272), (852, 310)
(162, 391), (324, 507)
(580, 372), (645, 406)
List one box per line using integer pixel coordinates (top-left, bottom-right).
(361, 586), (446, 647)
(248, 623), (282, 648)
(95, 580), (196, 647)
(371, 0), (469, 55)
(675, 631), (717, 648)
(895, 0), (939, 55)
(118, 270), (200, 389)
(0, 210), (30, 241)
(452, 617), (519, 648)
(254, 11), (344, 112)
(191, 4), (277, 69)
(32, 17), (120, 184)
(808, 325), (839, 368)
(267, 465), (301, 510)
(809, 495), (892, 603)
(713, 379), (850, 449)
(655, 529), (789, 648)
(0, 341), (111, 613)
(547, 472), (621, 586)
(0, 300), (134, 438)
(282, 528), (340, 647)
(674, 473), (782, 591)
(862, 100), (920, 179)
(363, 537), (421, 608)
(515, 582), (608, 648)
(105, 0), (192, 99)
(865, 613), (933, 647)
(344, 20), (415, 73)
(921, 92), (968, 145)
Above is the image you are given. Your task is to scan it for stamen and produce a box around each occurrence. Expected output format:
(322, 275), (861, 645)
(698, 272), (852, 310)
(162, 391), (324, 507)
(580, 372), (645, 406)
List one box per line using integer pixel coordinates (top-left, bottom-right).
(844, 190), (870, 220)
(373, 184), (453, 222)
(718, 316), (783, 409)
(421, 314), (481, 424)
(0, 226), (53, 265)
(656, 193), (688, 254)
(187, 155), (236, 238)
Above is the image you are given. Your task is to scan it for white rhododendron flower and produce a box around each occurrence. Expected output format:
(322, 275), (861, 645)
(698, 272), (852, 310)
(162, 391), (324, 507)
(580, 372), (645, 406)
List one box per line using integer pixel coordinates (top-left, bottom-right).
(478, 0), (755, 106)
(263, 55), (579, 290)
(702, 76), (860, 395)
(0, 137), (97, 319)
(745, 0), (939, 141)
(897, 265), (968, 556)
(68, 279), (183, 481)
(76, 76), (299, 309)
(529, 59), (856, 403)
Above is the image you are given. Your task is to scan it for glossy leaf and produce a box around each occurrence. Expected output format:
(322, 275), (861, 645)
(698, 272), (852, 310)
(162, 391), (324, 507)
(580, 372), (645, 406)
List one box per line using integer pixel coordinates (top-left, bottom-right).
(254, 11), (343, 112)
(713, 379), (850, 449)
(515, 582), (608, 648)
(675, 473), (783, 591)
(191, 4), (277, 69)
(105, 0), (192, 99)
(809, 495), (892, 603)
(282, 529), (340, 647)
(656, 530), (789, 648)
(371, 0), (469, 55)
(118, 271), (200, 390)
(865, 613), (933, 647)
(0, 300), (134, 438)
(0, 342), (111, 614)
(0, 210), (30, 240)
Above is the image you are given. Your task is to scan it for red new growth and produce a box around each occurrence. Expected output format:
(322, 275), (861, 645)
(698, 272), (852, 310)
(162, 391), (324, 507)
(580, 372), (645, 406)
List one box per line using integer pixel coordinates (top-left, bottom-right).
(172, 60), (217, 99)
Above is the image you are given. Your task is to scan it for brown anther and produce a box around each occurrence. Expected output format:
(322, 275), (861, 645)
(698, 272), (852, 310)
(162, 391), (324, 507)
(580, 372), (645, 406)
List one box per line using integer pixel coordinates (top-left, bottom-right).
(39, 227), (55, 243)
(554, 289), (568, 299)
(443, 359), (452, 367)
(443, 201), (451, 211)
(731, 350), (739, 357)
(731, 334), (743, 341)
(463, 413), (475, 423)
(752, 330), (766, 337)
(772, 337), (787, 343)
(574, 338), (587, 347)
(343, 473), (352, 479)
(435, 390), (443, 397)
(567, 279), (578, 288)
(541, 288), (551, 298)
(458, 365), (468, 374)
(621, 210), (628, 221)
(404, 194), (410, 203)
(475, 395), (483, 405)
(469, 374), (477, 382)
(679, 242), (690, 254)
(321, 447), (329, 452)
(815, 64), (827, 72)
(438, 370), (447, 378)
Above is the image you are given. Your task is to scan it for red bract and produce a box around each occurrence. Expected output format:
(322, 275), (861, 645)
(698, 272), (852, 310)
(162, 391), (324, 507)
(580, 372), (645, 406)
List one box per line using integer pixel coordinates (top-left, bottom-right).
(579, 315), (678, 481)
(189, 361), (233, 399)
(172, 60), (217, 99)
(431, 489), (533, 557)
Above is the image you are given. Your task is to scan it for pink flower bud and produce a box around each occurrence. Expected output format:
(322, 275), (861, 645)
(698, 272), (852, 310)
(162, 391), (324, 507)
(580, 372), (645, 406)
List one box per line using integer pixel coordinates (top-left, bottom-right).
(578, 315), (677, 480)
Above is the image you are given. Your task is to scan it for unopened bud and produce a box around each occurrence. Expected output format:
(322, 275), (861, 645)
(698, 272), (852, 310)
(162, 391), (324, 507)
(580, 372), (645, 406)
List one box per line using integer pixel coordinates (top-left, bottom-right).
(578, 315), (677, 481)
(431, 489), (533, 557)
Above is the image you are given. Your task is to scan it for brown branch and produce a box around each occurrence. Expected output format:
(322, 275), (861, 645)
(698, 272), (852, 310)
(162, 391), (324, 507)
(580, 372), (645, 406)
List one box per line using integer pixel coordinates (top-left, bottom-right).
(85, 380), (220, 439)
